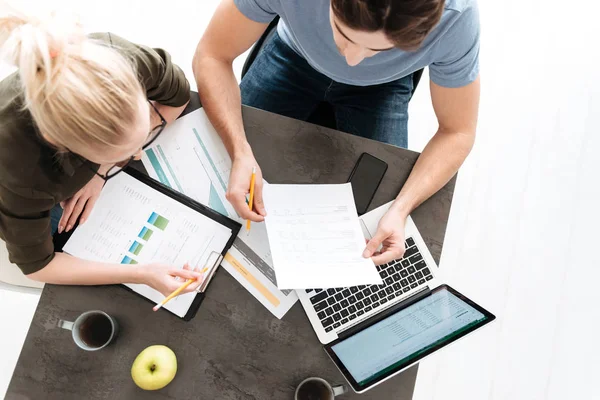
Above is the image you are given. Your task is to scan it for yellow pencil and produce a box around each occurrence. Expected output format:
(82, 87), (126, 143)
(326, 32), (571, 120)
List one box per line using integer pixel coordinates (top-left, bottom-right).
(152, 267), (208, 311)
(246, 166), (257, 235)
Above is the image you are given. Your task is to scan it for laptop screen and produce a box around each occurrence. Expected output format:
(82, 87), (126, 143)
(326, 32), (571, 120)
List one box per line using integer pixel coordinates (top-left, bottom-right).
(328, 286), (494, 389)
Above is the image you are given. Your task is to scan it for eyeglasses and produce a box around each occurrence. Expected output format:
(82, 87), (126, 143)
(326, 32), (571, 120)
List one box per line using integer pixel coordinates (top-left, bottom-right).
(79, 100), (167, 181)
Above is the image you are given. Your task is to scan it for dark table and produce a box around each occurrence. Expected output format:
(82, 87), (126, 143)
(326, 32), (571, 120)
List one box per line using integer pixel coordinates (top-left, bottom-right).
(7, 97), (455, 400)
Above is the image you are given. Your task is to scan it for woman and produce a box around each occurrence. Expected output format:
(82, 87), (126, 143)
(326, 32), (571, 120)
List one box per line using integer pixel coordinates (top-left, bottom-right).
(0, 10), (204, 295)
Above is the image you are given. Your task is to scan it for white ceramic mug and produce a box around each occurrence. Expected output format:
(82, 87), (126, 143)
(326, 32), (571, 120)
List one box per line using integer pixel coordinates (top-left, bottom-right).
(295, 377), (347, 400)
(57, 310), (118, 351)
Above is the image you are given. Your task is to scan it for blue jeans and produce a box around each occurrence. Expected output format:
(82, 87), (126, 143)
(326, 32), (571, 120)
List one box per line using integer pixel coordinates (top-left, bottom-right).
(50, 205), (63, 236)
(240, 32), (413, 148)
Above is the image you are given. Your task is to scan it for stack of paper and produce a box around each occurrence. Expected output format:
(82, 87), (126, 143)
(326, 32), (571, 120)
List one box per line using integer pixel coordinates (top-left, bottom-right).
(141, 109), (298, 318)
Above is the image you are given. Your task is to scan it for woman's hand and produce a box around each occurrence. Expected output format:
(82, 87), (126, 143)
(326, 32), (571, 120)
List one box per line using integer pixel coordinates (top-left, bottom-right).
(59, 174), (105, 233)
(141, 263), (205, 297)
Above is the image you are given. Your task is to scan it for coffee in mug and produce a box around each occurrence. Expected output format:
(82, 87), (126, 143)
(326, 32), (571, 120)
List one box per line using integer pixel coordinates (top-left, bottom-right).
(58, 310), (118, 351)
(295, 377), (347, 400)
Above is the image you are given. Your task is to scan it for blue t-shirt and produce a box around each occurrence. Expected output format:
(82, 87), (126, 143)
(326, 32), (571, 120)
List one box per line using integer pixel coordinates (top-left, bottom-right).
(234, 0), (480, 88)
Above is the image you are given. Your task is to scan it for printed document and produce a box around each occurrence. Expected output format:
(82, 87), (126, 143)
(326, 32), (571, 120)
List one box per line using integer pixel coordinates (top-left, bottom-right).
(63, 173), (233, 318)
(263, 184), (383, 289)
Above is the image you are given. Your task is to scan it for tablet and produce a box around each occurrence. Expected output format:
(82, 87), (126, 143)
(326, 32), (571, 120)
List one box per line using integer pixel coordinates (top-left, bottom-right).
(324, 285), (495, 393)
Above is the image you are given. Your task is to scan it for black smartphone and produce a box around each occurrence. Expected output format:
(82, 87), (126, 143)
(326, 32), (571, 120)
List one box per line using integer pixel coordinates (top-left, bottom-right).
(347, 153), (388, 215)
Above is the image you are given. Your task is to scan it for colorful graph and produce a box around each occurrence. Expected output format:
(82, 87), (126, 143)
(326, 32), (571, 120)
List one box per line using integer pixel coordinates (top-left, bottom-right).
(138, 227), (154, 241)
(193, 128), (228, 193)
(145, 148), (171, 188)
(157, 145), (183, 192)
(209, 184), (229, 217)
(148, 212), (169, 230)
(129, 241), (143, 256)
(121, 256), (138, 265)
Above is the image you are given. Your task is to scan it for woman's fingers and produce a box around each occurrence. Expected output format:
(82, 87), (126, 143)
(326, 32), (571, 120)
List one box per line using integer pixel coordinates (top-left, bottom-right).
(66, 197), (87, 232)
(169, 267), (202, 280)
(182, 278), (203, 293)
(79, 194), (99, 225)
(58, 196), (77, 233)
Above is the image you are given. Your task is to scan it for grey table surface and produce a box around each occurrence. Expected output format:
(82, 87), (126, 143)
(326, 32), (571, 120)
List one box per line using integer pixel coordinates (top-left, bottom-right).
(7, 98), (455, 400)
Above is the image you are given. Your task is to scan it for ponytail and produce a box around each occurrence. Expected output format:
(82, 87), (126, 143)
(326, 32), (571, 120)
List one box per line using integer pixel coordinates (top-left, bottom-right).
(0, 4), (145, 156)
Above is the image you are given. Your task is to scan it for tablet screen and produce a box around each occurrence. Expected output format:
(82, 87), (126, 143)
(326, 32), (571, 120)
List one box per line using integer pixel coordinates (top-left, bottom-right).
(329, 286), (494, 389)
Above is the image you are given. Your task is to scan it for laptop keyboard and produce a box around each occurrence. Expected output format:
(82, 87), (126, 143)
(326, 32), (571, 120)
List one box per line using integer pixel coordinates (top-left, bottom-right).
(305, 237), (433, 333)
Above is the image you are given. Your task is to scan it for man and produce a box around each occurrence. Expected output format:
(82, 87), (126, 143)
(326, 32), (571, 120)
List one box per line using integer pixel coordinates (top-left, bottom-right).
(193, 0), (480, 265)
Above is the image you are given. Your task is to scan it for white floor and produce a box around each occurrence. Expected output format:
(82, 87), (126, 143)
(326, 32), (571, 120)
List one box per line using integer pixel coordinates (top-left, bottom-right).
(1, 0), (599, 399)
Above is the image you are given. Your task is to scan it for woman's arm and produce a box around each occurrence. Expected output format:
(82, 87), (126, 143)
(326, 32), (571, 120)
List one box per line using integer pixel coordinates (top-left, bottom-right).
(27, 253), (205, 296)
(28, 252), (141, 284)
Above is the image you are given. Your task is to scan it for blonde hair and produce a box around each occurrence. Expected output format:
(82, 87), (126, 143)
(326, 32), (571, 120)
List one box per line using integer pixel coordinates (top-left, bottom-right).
(0, 5), (144, 156)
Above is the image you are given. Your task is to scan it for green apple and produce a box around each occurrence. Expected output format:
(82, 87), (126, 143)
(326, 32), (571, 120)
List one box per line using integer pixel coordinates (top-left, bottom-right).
(131, 345), (177, 390)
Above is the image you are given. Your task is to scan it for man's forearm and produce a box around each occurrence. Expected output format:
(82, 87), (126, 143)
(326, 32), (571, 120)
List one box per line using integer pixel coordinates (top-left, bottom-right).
(27, 252), (143, 285)
(193, 56), (251, 158)
(393, 129), (475, 217)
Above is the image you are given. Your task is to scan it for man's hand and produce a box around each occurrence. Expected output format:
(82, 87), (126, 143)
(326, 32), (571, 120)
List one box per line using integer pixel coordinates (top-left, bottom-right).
(363, 204), (407, 265)
(59, 174), (105, 233)
(226, 151), (266, 221)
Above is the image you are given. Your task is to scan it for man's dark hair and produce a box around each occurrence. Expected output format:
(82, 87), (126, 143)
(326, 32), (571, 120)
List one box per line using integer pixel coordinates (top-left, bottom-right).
(330, 0), (445, 51)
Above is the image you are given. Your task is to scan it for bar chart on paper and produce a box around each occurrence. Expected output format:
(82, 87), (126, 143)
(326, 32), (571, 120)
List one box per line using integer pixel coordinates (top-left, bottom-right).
(138, 227), (153, 241)
(117, 211), (171, 266)
(147, 212), (170, 230)
(141, 109), (299, 318)
(129, 241), (143, 256)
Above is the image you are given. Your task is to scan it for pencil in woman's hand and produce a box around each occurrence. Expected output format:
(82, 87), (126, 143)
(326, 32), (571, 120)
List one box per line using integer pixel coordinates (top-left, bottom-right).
(152, 266), (208, 311)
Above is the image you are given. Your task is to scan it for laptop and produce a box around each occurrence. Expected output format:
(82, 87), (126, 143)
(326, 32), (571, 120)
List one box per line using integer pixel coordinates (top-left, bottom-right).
(296, 202), (495, 393)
